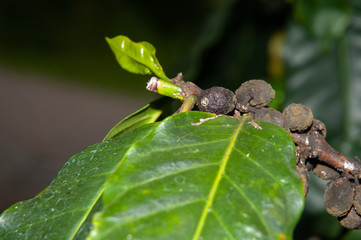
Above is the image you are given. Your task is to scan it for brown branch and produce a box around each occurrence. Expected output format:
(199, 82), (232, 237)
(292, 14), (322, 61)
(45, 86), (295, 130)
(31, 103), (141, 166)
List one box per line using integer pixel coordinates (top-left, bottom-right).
(290, 131), (361, 178)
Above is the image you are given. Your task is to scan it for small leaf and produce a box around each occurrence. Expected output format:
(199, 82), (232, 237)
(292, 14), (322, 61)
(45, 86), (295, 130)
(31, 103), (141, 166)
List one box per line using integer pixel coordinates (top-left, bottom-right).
(106, 35), (170, 81)
(0, 124), (158, 240)
(89, 112), (304, 240)
(103, 98), (167, 141)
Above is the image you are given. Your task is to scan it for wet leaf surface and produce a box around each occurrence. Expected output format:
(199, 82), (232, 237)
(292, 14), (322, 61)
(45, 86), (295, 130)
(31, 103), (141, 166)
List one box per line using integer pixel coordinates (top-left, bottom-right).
(0, 112), (303, 239)
(89, 112), (304, 240)
(0, 124), (157, 240)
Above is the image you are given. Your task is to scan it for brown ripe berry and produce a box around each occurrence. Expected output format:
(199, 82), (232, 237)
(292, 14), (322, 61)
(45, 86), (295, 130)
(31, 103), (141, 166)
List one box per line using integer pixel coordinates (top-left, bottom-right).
(339, 207), (361, 229)
(312, 163), (340, 180)
(253, 108), (288, 129)
(353, 185), (361, 215)
(235, 80), (275, 111)
(283, 103), (313, 132)
(324, 178), (354, 217)
(196, 87), (236, 115)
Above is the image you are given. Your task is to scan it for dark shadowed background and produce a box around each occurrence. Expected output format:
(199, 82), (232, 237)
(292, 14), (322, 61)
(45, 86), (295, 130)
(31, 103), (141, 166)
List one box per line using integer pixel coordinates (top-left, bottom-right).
(0, 0), (211, 211)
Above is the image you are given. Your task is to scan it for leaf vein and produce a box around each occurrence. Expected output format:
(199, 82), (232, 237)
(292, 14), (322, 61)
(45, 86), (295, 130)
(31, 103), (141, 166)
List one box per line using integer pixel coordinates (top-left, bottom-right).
(234, 143), (290, 228)
(192, 118), (245, 240)
(97, 198), (205, 238)
(223, 174), (271, 236)
(133, 138), (229, 157)
(3, 208), (88, 237)
(109, 162), (219, 205)
(210, 209), (237, 240)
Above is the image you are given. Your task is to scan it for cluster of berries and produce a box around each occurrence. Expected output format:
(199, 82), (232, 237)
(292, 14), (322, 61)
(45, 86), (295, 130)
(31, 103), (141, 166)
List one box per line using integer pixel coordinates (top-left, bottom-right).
(196, 80), (317, 135)
(196, 79), (361, 229)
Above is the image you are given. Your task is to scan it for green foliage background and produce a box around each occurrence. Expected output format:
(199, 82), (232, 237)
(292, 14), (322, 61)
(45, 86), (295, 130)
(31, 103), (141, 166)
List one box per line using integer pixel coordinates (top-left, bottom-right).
(1, 0), (361, 239)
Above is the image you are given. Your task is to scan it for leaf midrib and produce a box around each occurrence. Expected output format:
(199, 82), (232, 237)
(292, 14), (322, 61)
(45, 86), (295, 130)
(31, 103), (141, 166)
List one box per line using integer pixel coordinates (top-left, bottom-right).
(192, 117), (245, 240)
(71, 126), (157, 239)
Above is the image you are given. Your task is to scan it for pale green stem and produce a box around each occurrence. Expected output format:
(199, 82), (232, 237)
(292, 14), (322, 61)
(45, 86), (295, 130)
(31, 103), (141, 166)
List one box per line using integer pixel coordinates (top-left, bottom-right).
(176, 96), (198, 113)
(146, 77), (183, 100)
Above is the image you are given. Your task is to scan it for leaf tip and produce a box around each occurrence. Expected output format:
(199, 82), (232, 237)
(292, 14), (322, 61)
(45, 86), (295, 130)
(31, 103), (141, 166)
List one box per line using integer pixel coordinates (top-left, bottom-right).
(105, 36), (111, 44)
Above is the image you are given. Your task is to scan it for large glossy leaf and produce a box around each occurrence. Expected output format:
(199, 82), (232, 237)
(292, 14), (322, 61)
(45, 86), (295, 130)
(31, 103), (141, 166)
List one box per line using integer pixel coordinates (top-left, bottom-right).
(88, 112), (304, 240)
(0, 112), (303, 239)
(0, 123), (158, 240)
(106, 35), (170, 81)
(283, 3), (361, 157)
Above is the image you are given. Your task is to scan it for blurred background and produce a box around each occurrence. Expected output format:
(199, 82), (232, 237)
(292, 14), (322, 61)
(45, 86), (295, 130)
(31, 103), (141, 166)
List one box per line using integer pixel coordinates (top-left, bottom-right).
(0, 0), (211, 212)
(1, 0), (361, 239)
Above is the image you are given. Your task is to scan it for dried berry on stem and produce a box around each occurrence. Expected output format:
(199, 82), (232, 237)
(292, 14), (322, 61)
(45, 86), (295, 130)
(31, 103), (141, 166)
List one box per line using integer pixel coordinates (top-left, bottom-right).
(324, 178), (354, 217)
(235, 80), (275, 112)
(196, 87), (236, 115)
(283, 103), (313, 132)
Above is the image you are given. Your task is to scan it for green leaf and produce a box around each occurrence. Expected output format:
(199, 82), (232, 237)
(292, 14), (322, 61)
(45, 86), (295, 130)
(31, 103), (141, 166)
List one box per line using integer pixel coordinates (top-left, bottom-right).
(106, 35), (170, 81)
(0, 124), (158, 240)
(88, 112), (304, 240)
(103, 98), (167, 141)
(293, 0), (351, 49)
(0, 112), (303, 239)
